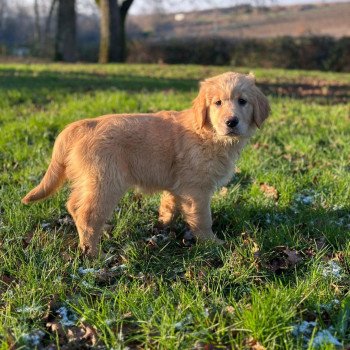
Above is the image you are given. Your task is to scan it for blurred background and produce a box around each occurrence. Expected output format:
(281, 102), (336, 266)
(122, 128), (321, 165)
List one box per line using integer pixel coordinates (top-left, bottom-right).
(0, 0), (349, 71)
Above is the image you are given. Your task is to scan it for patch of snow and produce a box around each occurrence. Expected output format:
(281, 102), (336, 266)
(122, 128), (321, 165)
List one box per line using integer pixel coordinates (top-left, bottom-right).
(78, 267), (98, 275)
(174, 314), (193, 331)
(320, 299), (340, 312)
(41, 222), (51, 230)
(105, 319), (115, 326)
(322, 261), (342, 279)
(292, 321), (342, 348)
(110, 264), (127, 272)
(81, 281), (94, 288)
(313, 329), (342, 347)
(295, 192), (315, 205)
(292, 321), (316, 337)
(22, 330), (45, 347)
(332, 214), (350, 229)
(16, 305), (42, 313)
(57, 306), (78, 326)
(264, 213), (285, 225)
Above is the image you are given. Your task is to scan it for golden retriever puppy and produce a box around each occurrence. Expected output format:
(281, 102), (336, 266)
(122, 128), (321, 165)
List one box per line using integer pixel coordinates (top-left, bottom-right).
(22, 72), (270, 257)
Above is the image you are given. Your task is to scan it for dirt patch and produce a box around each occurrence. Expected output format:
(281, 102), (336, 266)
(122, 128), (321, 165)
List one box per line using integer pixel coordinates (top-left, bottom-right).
(258, 80), (350, 103)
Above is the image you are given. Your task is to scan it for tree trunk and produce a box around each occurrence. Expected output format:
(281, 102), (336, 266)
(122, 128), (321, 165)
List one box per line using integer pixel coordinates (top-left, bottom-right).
(44, 0), (57, 57)
(98, 0), (110, 63)
(33, 0), (42, 55)
(55, 0), (77, 62)
(98, 0), (133, 63)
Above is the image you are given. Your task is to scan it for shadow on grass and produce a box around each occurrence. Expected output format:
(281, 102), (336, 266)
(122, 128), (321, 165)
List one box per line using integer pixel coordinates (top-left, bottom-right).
(213, 202), (350, 249)
(1, 68), (349, 104)
(97, 193), (350, 283)
(0, 68), (198, 94)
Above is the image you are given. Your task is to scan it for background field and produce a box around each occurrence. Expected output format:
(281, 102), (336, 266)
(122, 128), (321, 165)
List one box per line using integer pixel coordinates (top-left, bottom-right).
(130, 2), (350, 39)
(0, 64), (350, 349)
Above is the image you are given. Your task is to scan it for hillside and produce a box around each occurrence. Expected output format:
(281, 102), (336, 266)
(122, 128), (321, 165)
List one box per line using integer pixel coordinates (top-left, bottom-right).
(128, 2), (350, 40)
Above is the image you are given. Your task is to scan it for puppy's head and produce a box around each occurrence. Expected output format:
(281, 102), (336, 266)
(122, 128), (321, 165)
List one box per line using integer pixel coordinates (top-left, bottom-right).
(192, 72), (270, 138)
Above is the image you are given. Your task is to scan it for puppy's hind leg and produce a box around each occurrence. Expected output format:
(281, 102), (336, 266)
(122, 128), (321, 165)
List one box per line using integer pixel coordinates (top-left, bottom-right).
(67, 189), (81, 223)
(73, 177), (126, 257)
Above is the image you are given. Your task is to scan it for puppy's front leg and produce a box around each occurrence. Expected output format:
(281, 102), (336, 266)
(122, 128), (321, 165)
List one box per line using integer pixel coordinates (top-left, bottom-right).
(179, 193), (223, 244)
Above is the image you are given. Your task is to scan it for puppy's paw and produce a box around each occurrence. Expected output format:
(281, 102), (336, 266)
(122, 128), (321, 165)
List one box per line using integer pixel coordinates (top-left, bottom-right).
(211, 236), (225, 245)
(194, 232), (225, 245)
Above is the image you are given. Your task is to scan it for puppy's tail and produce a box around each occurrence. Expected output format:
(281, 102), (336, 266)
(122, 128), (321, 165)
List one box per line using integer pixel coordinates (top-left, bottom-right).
(22, 135), (67, 204)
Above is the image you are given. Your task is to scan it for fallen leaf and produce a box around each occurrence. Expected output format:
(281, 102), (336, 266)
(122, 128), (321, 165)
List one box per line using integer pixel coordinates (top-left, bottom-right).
(145, 233), (169, 247)
(0, 274), (14, 286)
(283, 247), (303, 265)
(47, 321), (99, 348)
(22, 231), (35, 249)
(225, 305), (235, 314)
(245, 337), (266, 350)
(260, 183), (279, 200)
(283, 153), (293, 162)
(219, 187), (228, 196)
(263, 246), (304, 273)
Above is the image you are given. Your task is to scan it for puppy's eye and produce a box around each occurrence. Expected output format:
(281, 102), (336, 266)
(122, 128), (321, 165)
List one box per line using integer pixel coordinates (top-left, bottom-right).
(215, 100), (222, 106)
(238, 98), (247, 106)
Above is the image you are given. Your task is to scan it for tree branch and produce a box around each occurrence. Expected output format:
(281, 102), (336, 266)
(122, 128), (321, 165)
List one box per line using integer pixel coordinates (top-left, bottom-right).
(120, 0), (133, 19)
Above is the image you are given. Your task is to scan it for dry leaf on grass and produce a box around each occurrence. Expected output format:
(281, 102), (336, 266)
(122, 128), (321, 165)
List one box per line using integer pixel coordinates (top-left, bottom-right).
(219, 187), (228, 196)
(0, 274), (14, 286)
(46, 321), (98, 348)
(22, 231), (35, 249)
(263, 246), (303, 273)
(245, 337), (266, 350)
(283, 247), (303, 265)
(260, 183), (279, 200)
(225, 306), (235, 314)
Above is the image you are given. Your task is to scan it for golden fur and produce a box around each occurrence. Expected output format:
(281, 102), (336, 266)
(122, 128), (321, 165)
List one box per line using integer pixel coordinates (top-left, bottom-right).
(22, 72), (270, 256)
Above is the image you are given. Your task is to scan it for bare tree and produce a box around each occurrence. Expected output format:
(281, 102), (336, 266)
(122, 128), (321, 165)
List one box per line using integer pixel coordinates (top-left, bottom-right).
(97, 0), (134, 63)
(33, 0), (43, 54)
(0, 0), (6, 36)
(55, 0), (77, 62)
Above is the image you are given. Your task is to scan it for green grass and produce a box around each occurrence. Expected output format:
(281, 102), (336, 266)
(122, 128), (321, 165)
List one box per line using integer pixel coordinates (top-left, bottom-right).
(0, 63), (350, 349)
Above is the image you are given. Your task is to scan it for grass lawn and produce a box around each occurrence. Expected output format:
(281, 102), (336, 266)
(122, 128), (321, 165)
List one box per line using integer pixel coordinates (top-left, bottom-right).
(0, 63), (350, 349)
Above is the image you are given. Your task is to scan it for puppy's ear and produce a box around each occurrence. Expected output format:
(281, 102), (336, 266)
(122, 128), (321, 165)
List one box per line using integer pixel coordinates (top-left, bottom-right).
(192, 83), (207, 129)
(247, 72), (256, 82)
(253, 87), (270, 129)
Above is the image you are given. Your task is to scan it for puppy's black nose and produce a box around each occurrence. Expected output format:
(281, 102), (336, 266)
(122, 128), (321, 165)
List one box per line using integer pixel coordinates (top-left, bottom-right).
(226, 117), (239, 128)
